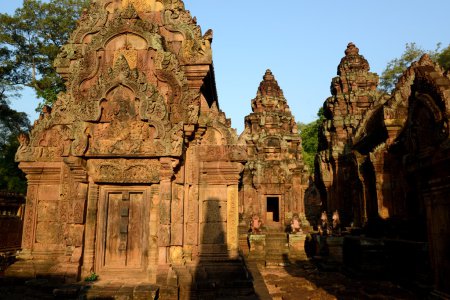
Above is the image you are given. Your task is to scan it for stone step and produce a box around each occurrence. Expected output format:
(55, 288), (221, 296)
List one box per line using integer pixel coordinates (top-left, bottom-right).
(172, 265), (193, 285)
(266, 237), (288, 243)
(79, 283), (159, 300)
(265, 232), (288, 238)
(266, 238), (288, 243)
(178, 261), (256, 299)
(159, 285), (178, 300)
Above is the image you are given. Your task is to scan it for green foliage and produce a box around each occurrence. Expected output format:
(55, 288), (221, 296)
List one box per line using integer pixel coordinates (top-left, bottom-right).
(84, 272), (99, 282)
(0, 0), (86, 193)
(299, 108), (324, 174)
(0, 136), (27, 193)
(379, 42), (448, 93)
(0, 0), (89, 108)
(0, 103), (30, 193)
(437, 44), (450, 71)
(0, 47), (24, 102)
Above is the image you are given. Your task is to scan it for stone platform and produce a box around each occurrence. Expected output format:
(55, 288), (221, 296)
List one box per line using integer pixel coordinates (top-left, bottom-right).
(246, 232), (308, 265)
(1, 258), (430, 300)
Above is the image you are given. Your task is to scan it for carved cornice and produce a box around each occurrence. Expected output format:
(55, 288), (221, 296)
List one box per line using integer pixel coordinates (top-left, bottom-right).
(19, 162), (63, 184)
(159, 157), (180, 180)
(63, 157), (88, 183)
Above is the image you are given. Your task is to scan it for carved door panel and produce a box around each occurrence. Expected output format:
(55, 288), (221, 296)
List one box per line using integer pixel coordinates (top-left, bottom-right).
(96, 187), (150, 277)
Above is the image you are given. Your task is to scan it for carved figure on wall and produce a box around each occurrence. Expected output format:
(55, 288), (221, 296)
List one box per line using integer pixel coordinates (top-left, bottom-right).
(249, 214), (262, 234)
(331, 210), (341, 236)
(318, 211), (330, 236)
(290, 213), (302, 234)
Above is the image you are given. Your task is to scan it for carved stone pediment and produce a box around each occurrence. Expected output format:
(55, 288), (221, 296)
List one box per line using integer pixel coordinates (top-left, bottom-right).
(16, 124), (72, 162)
(86, 120), (183, 157)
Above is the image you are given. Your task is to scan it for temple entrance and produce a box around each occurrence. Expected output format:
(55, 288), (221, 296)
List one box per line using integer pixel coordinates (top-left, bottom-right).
(95, 187), (151, 279)
(266, 196), (280, 222)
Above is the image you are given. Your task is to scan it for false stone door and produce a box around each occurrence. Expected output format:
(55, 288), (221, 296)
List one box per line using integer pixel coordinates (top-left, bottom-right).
(96, 187), (150, 279)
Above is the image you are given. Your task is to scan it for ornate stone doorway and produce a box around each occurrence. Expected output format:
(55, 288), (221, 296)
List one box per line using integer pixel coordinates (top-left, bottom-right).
(266, 196), (280, 223)
(95, 186), (151, 280)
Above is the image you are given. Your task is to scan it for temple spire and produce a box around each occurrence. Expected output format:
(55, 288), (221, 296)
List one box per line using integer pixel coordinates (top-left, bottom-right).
(337, 42), (370, 75)
(257, 69), (284, 98)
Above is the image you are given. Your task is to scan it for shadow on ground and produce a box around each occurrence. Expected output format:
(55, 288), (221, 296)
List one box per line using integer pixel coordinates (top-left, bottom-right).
(248, 254), (424, 300)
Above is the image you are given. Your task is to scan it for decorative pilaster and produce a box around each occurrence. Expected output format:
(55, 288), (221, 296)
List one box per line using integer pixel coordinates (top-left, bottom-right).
(158, 157), (179, 263)
(227, 184), (239, 257)
(19, 184), (37, 259)
(81, 181), (99, 277)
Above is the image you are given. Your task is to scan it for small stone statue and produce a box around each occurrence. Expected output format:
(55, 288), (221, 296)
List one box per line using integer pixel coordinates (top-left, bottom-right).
(331, 210), (341, 236)
(318, 211), (330, 236)
(250, 214), (262, 234)
(290, 213), (303, 234)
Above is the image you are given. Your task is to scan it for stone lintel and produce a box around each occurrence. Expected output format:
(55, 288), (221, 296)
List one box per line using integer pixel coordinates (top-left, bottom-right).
(87, 159), (161, 183)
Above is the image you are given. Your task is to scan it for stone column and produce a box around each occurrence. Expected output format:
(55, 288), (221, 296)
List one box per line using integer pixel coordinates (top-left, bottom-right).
(62, 157), (88, 282)
(227, 184), (239, 258)
(148, 185), (160, 282)
(170, 183), (184, 264)
(18, 184), (38, 260)
(158, 158), (178, 264)
(183, 145), (200, 261)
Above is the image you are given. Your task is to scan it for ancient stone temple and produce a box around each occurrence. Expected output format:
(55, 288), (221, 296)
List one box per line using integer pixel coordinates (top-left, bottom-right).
(239, 70), (308, 230)
(352, 54), (450, 297)
(316, 43), (450, 297)
(316, 43), (383, 226)
(7, 0), (247, 288)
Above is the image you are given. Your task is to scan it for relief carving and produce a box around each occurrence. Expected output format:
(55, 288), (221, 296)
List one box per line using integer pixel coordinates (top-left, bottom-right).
(88, 159), (160, 183)
(22, 185), (37, 249)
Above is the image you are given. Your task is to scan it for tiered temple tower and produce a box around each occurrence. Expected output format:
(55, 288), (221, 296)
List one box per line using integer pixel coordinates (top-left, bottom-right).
(239, 70), (308, 230)
(316, 43), (381, 226)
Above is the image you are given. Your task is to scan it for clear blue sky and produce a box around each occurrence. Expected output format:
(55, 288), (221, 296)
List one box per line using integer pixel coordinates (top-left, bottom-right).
(4, 0), (450, 133)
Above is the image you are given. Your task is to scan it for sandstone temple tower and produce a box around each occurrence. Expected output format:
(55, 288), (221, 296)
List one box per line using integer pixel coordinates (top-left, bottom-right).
(315, 43), (450, 296)
(8, 0), (247, 284)
(239, 70), (308, 230)
(316, 43), (382, 226)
